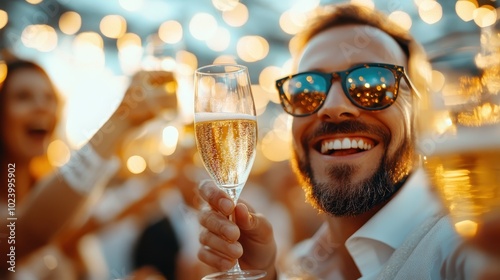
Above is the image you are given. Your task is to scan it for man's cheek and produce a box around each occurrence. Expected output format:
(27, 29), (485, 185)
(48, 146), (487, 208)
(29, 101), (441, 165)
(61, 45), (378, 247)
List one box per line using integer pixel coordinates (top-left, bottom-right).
(291, 133), (306, 157)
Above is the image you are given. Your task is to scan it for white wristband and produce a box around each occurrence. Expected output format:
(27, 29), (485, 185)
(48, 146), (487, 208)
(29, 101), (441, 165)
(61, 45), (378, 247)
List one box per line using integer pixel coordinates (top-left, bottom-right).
(59, 143), (120, 195)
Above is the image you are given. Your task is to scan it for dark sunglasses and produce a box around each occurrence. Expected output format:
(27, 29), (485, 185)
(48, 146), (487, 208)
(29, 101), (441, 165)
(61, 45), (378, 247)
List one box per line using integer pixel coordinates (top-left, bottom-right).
(275, 63), (418, 117)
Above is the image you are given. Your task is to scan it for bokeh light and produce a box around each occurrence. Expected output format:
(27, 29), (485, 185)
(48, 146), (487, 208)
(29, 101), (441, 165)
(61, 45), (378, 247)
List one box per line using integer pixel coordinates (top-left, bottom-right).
(158, 20), (183, 44)
(21, 24), (58, 52)
(160, 125), (179, 156)
(388, 11), (413, 31)
(59, 11), (82, 35)
(455, 0), (478, 22)
(0, 9), (8, 30)
(0, 1), (492, 200)
(222, 3), (248, 27)
(127, 155), (147, 174)
(100, 15), (127, 39)
(473, 5), (497, 27)
(237, 36), (269, 62)
(206, 27), (231, 52)
(418, 0), (443, 24)
(0, 61), (7, 84)
(47, 140), (70, 167)
(189, 13), (218, 41)
(279, 11), (307, 35)
(212, 0), (239, 11)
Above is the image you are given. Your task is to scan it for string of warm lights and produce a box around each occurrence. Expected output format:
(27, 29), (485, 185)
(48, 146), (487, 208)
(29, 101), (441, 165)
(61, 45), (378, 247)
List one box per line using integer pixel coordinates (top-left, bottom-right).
(0, 0), (498, 176)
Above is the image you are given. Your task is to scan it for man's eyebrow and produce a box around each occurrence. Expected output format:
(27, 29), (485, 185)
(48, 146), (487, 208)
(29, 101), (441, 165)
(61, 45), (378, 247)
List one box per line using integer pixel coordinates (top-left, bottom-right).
(296, 68), (324, 73)
(299, 62), (374, 74)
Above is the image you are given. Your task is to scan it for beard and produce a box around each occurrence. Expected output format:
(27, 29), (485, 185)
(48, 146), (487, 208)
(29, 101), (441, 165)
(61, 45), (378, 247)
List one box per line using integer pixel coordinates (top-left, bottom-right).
(291, 120), (414, 217)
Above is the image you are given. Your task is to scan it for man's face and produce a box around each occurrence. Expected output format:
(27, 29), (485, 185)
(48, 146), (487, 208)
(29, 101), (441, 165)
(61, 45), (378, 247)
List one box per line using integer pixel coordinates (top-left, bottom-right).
(291, 24), (415, 216)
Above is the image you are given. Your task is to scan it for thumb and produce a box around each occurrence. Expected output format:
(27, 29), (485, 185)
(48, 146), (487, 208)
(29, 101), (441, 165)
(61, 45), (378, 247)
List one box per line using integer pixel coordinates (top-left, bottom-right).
(233, 203), (277, 273)
(234, 203), (274, 244)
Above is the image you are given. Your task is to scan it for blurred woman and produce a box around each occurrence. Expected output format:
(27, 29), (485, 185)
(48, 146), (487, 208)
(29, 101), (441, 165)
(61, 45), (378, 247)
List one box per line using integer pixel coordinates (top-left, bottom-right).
(0, 58), (177, 278)
(0, 60), (59, 204)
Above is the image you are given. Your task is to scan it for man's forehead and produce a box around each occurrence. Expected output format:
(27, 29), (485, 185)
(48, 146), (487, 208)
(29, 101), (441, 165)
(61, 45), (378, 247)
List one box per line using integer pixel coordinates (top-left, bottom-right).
(297, 24), (407, 72)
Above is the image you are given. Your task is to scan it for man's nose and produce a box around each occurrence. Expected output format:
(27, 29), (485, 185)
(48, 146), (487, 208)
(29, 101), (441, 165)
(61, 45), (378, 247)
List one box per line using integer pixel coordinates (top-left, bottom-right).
(316, 81), (361, 120)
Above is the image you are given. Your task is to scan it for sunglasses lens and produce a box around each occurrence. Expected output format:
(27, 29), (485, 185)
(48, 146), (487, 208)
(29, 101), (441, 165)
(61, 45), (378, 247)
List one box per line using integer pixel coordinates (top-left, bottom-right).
(282, 73), (327, 115)
(346, 67), (397, 109)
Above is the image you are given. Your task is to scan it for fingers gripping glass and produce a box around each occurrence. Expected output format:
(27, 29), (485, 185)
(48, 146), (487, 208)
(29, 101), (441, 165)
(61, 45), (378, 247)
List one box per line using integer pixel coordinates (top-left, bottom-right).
(275, 63), (417, 117)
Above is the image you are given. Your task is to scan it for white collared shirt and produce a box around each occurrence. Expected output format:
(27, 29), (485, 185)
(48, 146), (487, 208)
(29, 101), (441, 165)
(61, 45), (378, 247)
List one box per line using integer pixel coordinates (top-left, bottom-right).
(279, 168), (485, 279)
(345, 168), (442, 279)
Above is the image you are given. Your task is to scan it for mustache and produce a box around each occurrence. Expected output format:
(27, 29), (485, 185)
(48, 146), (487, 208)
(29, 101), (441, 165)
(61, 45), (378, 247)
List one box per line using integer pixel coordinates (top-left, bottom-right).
(305, 120), (390, 144)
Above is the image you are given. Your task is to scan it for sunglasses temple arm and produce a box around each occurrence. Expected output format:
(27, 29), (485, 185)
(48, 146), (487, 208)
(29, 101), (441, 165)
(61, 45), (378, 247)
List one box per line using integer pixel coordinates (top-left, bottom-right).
(402, 73), (422, 101)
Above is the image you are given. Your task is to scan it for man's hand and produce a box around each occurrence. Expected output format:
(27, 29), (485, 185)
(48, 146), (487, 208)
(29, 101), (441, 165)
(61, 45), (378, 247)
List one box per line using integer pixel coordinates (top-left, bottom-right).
(197, 180), (278, 280)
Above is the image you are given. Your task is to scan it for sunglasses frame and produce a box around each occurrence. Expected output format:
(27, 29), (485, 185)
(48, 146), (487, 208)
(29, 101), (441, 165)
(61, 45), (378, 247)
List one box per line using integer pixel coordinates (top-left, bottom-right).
(275, 63), (418, 117)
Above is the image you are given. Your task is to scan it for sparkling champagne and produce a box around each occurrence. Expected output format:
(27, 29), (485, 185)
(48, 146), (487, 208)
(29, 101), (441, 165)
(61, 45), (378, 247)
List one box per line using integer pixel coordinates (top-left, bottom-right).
(423, 125), (500, 238)
(195, 112), (257, 194)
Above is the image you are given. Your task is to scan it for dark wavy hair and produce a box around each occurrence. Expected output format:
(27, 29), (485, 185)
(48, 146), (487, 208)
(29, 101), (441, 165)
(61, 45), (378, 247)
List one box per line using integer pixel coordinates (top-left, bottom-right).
(292, 3), (430, 97)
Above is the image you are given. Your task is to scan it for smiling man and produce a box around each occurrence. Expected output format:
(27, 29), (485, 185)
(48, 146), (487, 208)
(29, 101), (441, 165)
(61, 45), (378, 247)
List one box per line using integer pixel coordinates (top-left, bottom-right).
(291, 23), (415, 217)
(196, 3), (493, 280)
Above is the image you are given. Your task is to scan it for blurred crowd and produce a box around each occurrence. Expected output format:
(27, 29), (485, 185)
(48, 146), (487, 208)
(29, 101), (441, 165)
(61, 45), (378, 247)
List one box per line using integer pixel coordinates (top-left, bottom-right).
(0, 54), (323, 280)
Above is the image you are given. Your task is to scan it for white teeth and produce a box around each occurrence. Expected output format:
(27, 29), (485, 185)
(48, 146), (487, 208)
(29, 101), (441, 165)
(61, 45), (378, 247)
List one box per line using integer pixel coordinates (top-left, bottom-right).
(321, 137), (375, 154)
(333, 139), (341, 149)
(342, 138), (351, 149)
(351, 139), (358, 148)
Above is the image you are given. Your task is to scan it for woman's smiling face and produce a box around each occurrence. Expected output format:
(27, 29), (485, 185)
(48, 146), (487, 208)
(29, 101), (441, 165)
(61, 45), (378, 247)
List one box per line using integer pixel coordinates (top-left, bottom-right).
(2, 67), (58, 162)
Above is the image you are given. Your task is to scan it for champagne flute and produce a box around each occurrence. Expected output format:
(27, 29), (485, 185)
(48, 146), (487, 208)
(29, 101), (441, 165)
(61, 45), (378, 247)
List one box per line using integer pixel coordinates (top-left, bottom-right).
(193, 64), (266, 280)
(141, 34), (180, 122)
(417, 20), (500, 240)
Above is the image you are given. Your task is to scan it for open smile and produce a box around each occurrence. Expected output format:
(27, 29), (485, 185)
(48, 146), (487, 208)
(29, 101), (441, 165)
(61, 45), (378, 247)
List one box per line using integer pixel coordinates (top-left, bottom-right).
(25, 122), (52, 141)
(318, 137), (377, 156)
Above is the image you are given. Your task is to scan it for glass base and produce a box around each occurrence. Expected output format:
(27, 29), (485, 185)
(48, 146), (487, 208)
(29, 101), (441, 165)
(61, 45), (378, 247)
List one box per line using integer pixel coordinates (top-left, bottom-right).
(202, 270), (267, 280)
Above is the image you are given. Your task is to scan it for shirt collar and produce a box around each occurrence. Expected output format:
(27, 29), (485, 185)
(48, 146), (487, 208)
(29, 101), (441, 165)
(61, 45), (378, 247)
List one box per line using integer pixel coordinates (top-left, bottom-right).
(346, 168), (444, 277)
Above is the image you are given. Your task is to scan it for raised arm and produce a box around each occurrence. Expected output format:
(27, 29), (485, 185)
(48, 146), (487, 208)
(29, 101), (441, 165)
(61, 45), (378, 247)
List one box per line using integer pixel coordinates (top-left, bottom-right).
(12, 70), (177, 261)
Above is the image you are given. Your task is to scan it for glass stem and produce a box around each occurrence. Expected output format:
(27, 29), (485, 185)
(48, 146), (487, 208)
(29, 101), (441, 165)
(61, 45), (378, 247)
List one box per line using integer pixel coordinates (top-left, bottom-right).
(221, 184), (245, 274)
(228, 260), (242, 273)
(228, 206), (243, 274)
